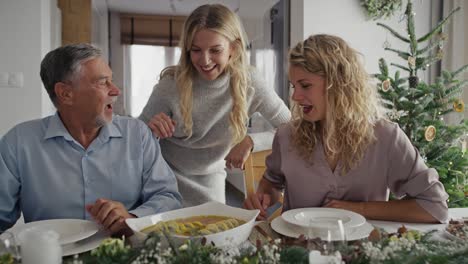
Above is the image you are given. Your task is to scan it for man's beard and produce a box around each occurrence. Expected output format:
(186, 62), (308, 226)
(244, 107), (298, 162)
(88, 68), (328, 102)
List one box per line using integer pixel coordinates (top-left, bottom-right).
(95, 96), (117, 127)
(95, 114), (112, 127)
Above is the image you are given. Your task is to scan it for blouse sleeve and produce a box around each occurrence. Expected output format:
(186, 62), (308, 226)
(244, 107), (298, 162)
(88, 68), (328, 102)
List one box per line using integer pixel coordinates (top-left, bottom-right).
(247, 69), (291, 151)
(385, 122), (449, 223)
(263, 129), (286, 190)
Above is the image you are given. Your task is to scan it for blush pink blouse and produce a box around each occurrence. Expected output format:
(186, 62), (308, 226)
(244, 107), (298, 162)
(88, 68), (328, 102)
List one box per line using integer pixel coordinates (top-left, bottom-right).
(264, 120), (449, 223)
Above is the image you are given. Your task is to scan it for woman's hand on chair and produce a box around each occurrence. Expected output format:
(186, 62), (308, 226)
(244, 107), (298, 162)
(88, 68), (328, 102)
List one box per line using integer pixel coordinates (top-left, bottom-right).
(224, 136), (253, 169)
(147, 113), (176, 138)
(243, 192), (272, 221)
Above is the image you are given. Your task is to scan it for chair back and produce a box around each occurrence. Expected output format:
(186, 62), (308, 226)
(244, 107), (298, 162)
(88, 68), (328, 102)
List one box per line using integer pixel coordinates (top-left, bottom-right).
(244, 149), (272, 196)
(243, 149), (283, 221)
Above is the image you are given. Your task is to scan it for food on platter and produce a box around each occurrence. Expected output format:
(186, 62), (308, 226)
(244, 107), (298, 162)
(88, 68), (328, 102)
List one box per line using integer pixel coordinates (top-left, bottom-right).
(140, 215), (246, 236)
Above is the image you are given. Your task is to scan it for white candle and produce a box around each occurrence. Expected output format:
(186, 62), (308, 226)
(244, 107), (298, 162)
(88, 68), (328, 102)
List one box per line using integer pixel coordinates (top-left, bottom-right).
(309, 250), (331, 264)
(19, 227), (62, 264)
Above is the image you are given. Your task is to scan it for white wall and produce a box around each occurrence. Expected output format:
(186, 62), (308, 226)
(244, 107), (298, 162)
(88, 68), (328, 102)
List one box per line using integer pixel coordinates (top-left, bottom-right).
(41, 0), (61, 117)
(0, 0), (57, 136)
(290, 0), (467, 120)
(92, 0), (109, 62)
(292, 0), (433, 79)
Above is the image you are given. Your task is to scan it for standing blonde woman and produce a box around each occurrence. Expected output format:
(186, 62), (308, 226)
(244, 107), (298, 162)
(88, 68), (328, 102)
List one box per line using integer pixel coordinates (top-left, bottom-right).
(244, 34), (449, 223)
(139, 4), (290, 206)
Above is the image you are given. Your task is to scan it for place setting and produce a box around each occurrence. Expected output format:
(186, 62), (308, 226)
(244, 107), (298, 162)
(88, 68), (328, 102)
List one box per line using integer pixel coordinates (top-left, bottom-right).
(2, 218), (109, 262)
(270, 207), (374, 241)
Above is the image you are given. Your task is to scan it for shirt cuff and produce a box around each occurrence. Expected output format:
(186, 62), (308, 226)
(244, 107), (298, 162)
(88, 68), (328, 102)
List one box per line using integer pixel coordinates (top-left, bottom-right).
(415, 199), (449, 224)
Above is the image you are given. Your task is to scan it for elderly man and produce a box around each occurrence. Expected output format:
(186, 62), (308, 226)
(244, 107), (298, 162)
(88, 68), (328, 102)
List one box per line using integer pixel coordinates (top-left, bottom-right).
(0, 44), (182, 235)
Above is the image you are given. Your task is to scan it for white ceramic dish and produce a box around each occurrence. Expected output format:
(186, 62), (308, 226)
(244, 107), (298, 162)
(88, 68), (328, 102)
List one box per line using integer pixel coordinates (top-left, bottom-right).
(11, 219), (100, 245)
(126, 201), (260, 248)
(62, 230), (109, 257)
(282, 208), (366, 230)
(271, 216), (373, 241)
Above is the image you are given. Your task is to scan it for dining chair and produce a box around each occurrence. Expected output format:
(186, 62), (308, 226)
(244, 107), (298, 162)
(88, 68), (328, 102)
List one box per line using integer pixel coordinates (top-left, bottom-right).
(244, 149), (283, 221)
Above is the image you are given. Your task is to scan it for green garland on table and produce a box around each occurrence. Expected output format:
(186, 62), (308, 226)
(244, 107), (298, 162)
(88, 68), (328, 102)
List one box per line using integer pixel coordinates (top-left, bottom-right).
(74, 223), (468, 264)
(1, 224), (468, 264)
(0, 254), (14, 264)
(361, 0), (403, 20)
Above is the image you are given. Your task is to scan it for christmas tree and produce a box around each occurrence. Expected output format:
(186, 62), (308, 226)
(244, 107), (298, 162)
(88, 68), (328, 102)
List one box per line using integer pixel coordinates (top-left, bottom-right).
(375, 1), (468, 207)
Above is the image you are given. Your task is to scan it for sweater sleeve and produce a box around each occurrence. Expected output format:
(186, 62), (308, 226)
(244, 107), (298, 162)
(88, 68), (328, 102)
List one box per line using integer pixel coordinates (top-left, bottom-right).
(247, 69), (291, 152)
(385, 122), (449, 223)
(138, 78), (175, 124)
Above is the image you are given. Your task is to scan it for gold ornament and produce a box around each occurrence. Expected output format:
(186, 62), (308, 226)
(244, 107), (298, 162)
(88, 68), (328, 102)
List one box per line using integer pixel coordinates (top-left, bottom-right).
(438, 32), (448, 41)
(381, 79), (391, 92)
(436, 48), (444, 60)
(407, 56), (416, 67)
(453, 99), (465, 112)
(424, 125), (436, 142)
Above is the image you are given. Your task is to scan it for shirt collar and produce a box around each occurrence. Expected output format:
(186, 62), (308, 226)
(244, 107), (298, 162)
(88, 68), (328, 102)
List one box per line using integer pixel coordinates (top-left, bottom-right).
(98, 118), (123, 141)
(44, 112), (122, 141)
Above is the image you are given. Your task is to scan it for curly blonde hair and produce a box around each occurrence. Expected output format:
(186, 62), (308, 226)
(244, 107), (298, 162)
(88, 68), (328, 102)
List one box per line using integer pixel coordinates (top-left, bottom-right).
(289, 34), (382, 174)
(161, 4), (249, 145)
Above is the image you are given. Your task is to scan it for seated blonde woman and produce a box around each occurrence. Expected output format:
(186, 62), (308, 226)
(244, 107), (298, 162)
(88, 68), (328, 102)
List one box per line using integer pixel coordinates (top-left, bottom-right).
(244, 34), (448, 223)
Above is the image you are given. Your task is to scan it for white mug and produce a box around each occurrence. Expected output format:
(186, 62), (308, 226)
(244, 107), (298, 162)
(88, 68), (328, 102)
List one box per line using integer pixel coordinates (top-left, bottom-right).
(19, 227), (62, 264)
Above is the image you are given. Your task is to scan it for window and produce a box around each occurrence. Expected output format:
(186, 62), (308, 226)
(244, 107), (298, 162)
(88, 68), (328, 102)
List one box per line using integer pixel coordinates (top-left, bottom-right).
(129, 45), (181, 117)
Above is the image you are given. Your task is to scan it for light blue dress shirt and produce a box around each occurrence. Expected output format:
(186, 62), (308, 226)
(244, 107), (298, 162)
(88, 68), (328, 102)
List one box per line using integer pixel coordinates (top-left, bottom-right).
(0, 113), (182, 231)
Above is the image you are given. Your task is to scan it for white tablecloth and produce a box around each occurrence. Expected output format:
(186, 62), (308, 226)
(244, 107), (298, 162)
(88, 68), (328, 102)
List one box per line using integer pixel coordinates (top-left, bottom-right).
(368, 208), (468, 233)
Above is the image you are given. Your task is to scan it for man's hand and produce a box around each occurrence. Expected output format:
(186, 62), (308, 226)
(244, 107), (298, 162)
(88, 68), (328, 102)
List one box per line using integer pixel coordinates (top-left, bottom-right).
(86, 198), (136, 237)
(224, 136), (253, 169)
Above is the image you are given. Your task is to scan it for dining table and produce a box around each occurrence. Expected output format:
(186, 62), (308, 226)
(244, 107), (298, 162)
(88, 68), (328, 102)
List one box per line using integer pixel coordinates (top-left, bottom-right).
(248, 207), (468, 245)
(2, 207), (467, 263)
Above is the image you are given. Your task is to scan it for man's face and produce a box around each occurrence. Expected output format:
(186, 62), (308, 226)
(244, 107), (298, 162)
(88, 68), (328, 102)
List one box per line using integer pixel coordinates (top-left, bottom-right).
(70, 57), (120, 126)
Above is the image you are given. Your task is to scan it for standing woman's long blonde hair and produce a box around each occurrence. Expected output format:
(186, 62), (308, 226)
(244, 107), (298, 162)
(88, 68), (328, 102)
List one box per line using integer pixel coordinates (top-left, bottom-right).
(289, 34), (382, 174)
(162, 4), (250, 144)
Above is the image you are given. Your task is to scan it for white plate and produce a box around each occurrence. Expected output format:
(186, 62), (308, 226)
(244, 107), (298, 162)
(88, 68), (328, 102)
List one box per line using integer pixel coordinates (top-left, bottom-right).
(271, 216), (373, 241)
(126, 201), (259, 248)
(282, 208), (366, 230)
(62, 230), (109, 257)
(11, 219), (100, 245)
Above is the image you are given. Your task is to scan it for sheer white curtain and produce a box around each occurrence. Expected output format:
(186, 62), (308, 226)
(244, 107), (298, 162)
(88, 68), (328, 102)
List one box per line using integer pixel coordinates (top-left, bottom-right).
(126, 45), (181, 117)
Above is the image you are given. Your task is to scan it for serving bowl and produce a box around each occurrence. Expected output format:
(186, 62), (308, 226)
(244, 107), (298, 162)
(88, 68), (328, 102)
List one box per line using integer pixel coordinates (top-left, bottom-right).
(126, 201), (260, 247)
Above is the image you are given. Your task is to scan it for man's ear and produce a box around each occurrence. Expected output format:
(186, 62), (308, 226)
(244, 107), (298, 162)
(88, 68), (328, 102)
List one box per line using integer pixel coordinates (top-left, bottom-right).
(54, 82), (74, 106)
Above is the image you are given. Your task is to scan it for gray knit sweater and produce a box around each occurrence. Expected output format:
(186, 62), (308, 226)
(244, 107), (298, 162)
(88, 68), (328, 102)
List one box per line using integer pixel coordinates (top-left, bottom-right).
(139, 69), (291, 206)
